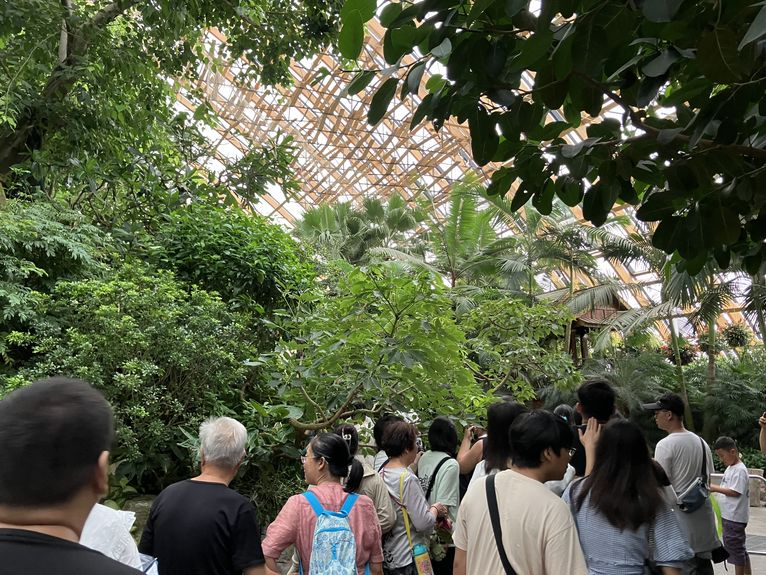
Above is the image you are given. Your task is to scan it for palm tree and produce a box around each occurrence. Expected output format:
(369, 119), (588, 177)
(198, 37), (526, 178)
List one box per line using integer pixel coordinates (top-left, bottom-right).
(588, 230), (746, 430)
(371, 175), (502, 290)
(294, 193), (423, 264)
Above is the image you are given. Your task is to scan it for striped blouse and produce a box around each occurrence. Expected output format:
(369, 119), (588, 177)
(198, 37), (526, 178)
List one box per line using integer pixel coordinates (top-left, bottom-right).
(562, 482), (694, 575)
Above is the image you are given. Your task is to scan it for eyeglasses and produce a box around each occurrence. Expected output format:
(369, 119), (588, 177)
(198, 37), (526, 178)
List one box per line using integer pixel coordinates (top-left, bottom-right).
(301, 455), (326, 464)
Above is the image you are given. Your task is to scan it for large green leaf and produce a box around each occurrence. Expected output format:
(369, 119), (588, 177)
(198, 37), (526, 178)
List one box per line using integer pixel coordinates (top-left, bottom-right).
(697, 29), (748, 83)
(379, 2), (402, 27)
(739, 3), (766, 50)
(338, 12), (365, 59)
(341, 0), (377, 22)
(347, 71), (376, 95)
(642, 0), (684, 23)
(469, 107), (499, 166)
(642, 49), (680, 77)
(511, 31), (553, 70)
(368, 78), (399, 125)
(582, 182), (618, 226)
(405, 62), (427, 95)
(635, 192), (677, 222)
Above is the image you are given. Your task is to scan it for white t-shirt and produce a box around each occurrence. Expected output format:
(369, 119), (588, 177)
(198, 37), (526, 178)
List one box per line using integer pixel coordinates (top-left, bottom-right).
(717, 461), (749, 523)
(81, 503), (142, 569)
(453, 469), (587, 575)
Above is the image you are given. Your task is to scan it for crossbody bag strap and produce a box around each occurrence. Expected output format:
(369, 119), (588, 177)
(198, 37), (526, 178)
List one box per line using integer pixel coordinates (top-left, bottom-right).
(698, 436), (708, 481)
(425, 456), (451, 501)
(485, 474), (516, 575)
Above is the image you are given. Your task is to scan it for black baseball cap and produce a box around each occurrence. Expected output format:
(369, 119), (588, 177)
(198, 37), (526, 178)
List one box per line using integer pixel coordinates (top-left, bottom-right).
(642, 393), (685, 417)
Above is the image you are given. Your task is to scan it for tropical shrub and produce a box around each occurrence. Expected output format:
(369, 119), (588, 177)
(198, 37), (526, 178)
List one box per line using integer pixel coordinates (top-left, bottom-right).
(151, 203), (315, 309)
(1, 263), (262, 491)
(723, 323), (753, 348)
(461, 297), (581, 400)
(257, 262), (486, 431)
(0, 200), (107, 324)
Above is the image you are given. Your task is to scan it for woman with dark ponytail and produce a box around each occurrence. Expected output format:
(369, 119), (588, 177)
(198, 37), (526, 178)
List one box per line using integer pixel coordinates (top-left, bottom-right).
(335, 424), (397, 533)
(262, 433), (384, 575)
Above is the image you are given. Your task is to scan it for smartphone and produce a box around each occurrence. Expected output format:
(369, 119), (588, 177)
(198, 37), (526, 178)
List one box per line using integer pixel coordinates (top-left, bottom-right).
(416, 437), (425, 452)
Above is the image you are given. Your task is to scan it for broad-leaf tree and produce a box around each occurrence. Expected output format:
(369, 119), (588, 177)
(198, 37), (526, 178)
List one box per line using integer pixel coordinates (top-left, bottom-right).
(0, 0), (340, 200)
(352, 0), (766, 272)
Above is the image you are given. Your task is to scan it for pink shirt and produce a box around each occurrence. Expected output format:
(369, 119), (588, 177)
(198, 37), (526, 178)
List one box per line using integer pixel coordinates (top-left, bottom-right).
(262, 483), (383, 574)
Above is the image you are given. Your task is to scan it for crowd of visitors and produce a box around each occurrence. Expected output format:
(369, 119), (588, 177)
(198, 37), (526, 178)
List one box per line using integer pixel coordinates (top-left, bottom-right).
(0, 376), (762, 575)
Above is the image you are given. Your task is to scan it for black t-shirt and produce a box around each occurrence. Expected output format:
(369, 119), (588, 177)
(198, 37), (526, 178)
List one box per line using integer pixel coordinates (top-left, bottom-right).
(139, 479), (264, 575)
(0, 528), (141, 575)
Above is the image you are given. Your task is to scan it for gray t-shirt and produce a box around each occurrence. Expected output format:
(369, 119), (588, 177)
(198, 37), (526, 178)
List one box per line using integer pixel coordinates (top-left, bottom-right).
(654, 430), (719, 554)
(379, 466), (435, 569)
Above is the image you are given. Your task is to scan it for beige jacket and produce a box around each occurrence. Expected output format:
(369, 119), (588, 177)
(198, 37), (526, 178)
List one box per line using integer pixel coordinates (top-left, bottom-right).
(358, 460), (396, 534)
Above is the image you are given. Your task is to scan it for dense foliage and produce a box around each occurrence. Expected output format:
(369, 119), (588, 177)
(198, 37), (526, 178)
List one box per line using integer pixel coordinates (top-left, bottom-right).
(462, 298), (582, 398)
(257, 263), (486, 430)
(0, 0), (338, 209)
(351, 0), (766, 273)
(2, 264), (260, 490)
(151, 203), (315, 309)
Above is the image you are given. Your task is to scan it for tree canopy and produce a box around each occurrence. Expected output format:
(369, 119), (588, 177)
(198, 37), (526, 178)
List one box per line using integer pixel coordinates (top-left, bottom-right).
(0, 0), (341, 203)
(349, 0), (766, 274)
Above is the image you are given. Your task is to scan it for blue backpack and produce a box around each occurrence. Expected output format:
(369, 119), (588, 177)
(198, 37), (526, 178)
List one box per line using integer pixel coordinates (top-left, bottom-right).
(300, 491), (370, 575)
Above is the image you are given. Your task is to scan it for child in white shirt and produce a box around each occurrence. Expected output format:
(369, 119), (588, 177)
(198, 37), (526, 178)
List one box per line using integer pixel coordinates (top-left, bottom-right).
(710, 436), (750, 575)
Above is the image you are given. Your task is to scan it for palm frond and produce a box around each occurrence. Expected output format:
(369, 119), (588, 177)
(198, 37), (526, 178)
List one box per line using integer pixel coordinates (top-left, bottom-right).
(687, 281), (736, 328)
(368, 247), (440, 275)
(592, 301), (676, 352)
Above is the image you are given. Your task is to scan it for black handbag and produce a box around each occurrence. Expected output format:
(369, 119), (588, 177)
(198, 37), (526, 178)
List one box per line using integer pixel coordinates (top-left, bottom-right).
(711, 545), (730, 564)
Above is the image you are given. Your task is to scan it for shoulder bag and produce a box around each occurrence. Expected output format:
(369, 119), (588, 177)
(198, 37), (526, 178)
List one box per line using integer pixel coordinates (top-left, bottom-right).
(400, 471), (435, 575)
(485, 474), (517, 575)
(676, 436), (710, 513)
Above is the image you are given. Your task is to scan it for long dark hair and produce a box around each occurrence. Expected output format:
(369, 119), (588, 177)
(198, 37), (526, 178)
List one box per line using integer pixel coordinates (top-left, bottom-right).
(310, 433), (364, 493)
(575, 420), (663, 530)
(484, 401), (528, 473)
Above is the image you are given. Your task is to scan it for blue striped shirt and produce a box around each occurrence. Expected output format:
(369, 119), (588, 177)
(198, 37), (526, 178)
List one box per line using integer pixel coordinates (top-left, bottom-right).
(562, 482), (694, 575)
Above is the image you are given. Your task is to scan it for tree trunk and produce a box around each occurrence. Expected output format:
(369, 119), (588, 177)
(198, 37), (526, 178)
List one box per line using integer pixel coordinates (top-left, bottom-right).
(564, 260), (575, 355)
(668, 319), (695, 431)
(753, 273), (766, 349)
(702, 321), (716, 440)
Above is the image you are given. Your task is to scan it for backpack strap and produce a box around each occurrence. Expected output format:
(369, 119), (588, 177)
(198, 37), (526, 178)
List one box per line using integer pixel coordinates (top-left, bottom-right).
(378, 458), (390, 472)
(340, 492), (359, 516)
(425, 456), (451, 501)
(301, 491), (325, 516)
(485, 474), (517, 575)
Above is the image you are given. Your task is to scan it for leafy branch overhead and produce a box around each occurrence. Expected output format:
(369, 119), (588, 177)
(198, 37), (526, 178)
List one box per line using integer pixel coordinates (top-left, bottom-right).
(347, 0), (766, 274)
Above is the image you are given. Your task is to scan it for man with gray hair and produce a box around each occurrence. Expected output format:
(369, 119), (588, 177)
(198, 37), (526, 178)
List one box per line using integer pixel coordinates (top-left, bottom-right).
(139, 417), (265, 575)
